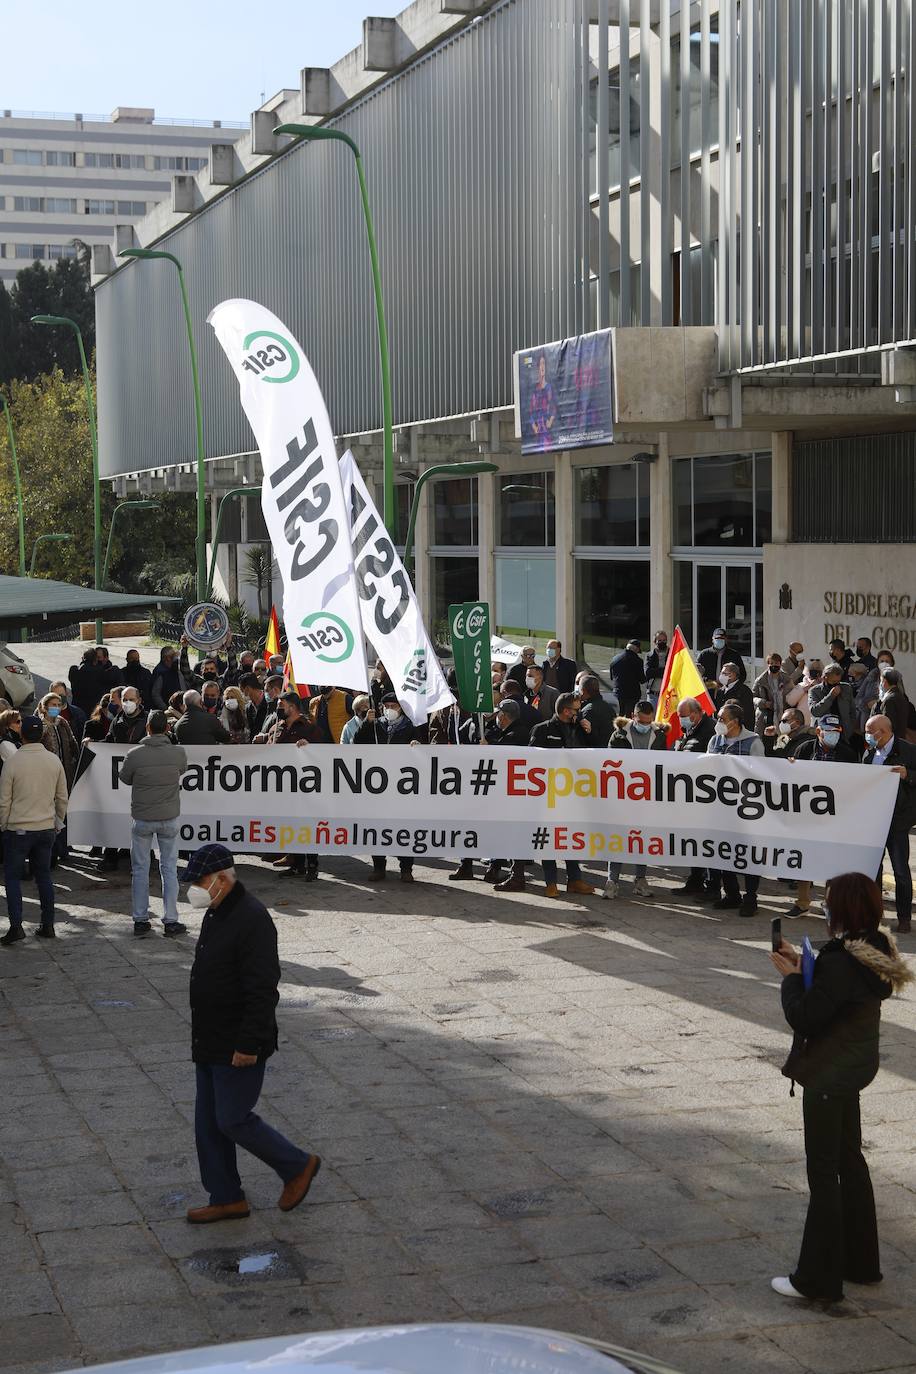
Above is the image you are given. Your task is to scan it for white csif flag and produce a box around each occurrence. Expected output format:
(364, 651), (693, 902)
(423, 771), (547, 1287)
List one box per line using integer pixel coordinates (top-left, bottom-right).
(208, 300), (369, 692)
(339, 450), (454, 724)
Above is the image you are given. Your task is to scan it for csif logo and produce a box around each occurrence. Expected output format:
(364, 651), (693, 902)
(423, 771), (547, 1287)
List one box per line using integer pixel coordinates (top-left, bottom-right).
(241, 329), (300, 383)
(298, 611), (354, 664)
(464, 604), (487, 639)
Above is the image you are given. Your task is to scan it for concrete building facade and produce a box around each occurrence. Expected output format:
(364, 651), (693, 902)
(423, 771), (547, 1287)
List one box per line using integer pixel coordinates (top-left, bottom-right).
(92, 0), (916, 685)
(0, 108), (244, 283)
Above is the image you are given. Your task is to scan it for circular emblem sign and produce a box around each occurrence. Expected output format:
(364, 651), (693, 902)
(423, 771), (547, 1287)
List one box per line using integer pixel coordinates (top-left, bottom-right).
(184, 602), (231, 651)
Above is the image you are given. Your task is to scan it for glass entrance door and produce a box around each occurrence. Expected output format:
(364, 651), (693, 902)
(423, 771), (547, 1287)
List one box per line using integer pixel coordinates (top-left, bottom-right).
(692, 561), (760, 668)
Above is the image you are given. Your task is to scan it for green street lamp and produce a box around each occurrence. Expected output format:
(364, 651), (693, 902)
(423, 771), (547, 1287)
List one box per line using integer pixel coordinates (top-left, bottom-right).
(274, 123), (396, 540)
(102, 499), (160, 589)
(117, 247), (207, 603)
(30, 532), (72, 577)
(1, 394), (25, 578)
(206, 485), (263, 599)
(31, 313), (102, 640)
(403, 462), (499, 573)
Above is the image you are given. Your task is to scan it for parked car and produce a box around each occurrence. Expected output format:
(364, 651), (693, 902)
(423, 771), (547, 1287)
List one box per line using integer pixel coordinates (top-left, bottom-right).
(59, 1323), (683, 1374)
(0, 643), (35, 709)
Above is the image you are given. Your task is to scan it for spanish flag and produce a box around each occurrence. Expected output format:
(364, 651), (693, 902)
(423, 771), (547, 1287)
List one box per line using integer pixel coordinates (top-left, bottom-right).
(264, 606), (281, 665)
(655, 626), (714, 745)
(282, 650), (310, 699)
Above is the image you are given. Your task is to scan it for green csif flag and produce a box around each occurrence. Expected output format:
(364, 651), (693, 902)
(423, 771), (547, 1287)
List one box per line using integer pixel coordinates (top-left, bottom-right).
(448, 601), (493, 713)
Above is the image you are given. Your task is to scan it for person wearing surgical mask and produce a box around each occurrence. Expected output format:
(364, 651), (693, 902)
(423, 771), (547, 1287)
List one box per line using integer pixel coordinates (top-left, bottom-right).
(117, 711), (188, 937)
(697, 627), (746, 695)
(512, 694), (596, 900)
(180, 843), (321, 1226)
(785, 714), (858, 918)
(604, 700), (667, 900)
(219, 686), (251, 745)
(106, 687), (148, 745)
(267, 694), (319, 877)
(768, 707), (815, 759)
(704, 702), (765, 916)
(36, 693), (79, 793)
(713, 663), (756, 730)
(354, 694), (416, 884)
(523, 664), (559, 722)
(863, 713), (916, 933)
(540, 638), (576, 694)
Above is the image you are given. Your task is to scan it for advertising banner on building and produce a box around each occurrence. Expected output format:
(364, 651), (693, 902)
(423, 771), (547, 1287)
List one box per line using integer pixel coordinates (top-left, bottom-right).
(449, 601), (493, 712)
(339, 450), (453, 724)
(69, 745), (896, 882)
(513, 329), (613, 454)
(208, 299), (369, 692)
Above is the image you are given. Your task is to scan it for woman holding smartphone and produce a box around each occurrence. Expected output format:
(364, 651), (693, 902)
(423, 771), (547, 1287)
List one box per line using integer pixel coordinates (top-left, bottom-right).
(770, 871), (912, 1303)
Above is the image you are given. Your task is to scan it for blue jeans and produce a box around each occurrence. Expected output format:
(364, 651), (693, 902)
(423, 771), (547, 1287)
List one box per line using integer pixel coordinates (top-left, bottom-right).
(130, 817), (180, 925)
(542, 860), (583, 885)
(3, 828), (55, 926)
(195, 1062), (312, 1205)
(608, 862), (646, 880)
(880, 827), (912, 921)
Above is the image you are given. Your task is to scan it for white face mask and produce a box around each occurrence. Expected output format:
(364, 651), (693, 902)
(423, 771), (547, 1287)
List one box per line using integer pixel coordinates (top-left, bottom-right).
(122, 700), (138, 716)
(384, 708), (400, 724)
(226, 698), (239, 710)
(712, 636), (726, 650)
(525, 674), (538, 689)
(714, 720), (729, 737)
(187, 881), (214, 909)
(547, 648), (558, 660)
(719, 672), (734, 688)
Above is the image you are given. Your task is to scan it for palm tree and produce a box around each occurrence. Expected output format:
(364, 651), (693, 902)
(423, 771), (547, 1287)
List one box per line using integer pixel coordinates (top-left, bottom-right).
(243, 543), (272, 620)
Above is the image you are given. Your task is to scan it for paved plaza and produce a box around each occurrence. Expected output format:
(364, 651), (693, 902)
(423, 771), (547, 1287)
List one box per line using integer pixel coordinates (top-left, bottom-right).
(1, 851), (916, 1374)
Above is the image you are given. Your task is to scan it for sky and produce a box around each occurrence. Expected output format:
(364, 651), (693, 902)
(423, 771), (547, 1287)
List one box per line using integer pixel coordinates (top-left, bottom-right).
(3, 1), (408, 124)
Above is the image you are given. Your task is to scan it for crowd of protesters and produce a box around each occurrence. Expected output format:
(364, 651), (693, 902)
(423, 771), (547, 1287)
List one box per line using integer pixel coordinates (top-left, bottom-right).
(0, 627), (913, 942)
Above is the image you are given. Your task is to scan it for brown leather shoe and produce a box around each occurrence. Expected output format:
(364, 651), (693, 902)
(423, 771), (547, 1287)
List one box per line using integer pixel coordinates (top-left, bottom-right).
(186, 1199), (250, 1224)
(399, 870), (415, 884)
(544, 883), (561, 899)
(278, 1154), (322, 1212)
(495, 874), (525, 893)
(567, 880), (597, 896)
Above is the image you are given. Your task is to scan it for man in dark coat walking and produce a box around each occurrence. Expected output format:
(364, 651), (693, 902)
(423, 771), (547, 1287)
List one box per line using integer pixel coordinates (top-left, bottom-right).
(183, 844), (321, 1224)
(863, 714), (916, 933)
(610, 639), (646, 716)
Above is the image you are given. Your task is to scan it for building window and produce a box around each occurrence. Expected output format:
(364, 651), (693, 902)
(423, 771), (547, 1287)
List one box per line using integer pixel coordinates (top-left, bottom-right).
(45, 150), (76, 167)
(114, 153), (147, 169)
(116, 200), (147, 217)
(84, 199), (116, 216)
(83, 152), (114, 168)
(432, 477), (478, 546)
(576, 558), (650, 665)
(394, 481), (415, 548)
(152, 155), (206, 172)
(498, 471), (555, 547)
(575, 462), (649, 546)
(12, 149), (43, 165)
(47, 244), (78, 260)
(673, 452), (771, 549)
(246, 501), (269, 543)
(432, 556), (479, 633)
(46, 197), (77, 214)
(15, 244), (45, 259)
(793, 433), (916, 542)
(13, 196), (42, 212)
(670, 14), (720, 163)
(590, 58), (641, 196)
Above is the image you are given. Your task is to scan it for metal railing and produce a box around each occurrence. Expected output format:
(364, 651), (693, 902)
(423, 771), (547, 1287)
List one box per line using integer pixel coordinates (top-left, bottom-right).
(2, 109), (247, 129)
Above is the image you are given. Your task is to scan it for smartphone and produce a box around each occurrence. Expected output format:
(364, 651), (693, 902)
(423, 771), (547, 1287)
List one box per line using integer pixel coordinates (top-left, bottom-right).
(771, 917), (782, 953)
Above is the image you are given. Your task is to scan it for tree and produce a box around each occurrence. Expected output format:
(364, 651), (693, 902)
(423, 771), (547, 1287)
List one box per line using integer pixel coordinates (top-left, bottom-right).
(1, 254), (96, 382)
(243, 544), (272, 620)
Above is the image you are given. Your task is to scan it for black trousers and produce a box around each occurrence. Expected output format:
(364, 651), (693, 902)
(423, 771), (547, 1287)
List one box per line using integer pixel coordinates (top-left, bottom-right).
(791, 1088), (881, 1301)
(721, 870), (760, 899)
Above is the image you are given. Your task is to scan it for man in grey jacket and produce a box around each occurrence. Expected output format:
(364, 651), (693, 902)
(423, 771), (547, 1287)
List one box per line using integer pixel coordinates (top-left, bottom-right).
(119, 711), (189, 938)
(809, 663), (857, 742)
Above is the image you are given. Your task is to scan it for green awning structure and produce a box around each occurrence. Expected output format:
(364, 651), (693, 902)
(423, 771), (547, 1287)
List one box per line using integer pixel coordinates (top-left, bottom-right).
(0, 575), (177, 618)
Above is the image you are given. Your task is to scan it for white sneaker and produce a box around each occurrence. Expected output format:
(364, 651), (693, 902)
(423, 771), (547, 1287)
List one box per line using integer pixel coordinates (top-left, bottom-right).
(602, 879), (618, 900)
(633, 877), (651, 897)
(771, 1277), (806, 1300)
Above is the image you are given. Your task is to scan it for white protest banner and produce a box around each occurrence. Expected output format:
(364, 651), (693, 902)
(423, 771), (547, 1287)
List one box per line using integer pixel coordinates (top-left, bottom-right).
(69, 746), (896, 883)
(339, 450), (453, 724)
(207, 299), (368, 692)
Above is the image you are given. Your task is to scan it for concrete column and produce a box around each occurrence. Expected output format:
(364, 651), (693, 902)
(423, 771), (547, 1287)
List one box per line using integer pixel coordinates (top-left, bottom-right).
(554, 452), (576, 655)
(770, 430), (791, 544)
(649, 434), (673, 635)
(414, 473), (432, 629)
(477, 470), (496, 617)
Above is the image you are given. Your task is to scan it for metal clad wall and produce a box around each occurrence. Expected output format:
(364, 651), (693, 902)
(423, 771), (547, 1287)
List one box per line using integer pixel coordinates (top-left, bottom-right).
(793, 433), (916, 541)
(96, 0), (587, 477)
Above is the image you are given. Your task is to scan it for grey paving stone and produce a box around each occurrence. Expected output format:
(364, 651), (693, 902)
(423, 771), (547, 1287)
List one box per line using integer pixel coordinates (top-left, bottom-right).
(768, 1316), (916, 1372)
(67, 1301), (214, 1361)
(0, 1273), (59, 1320)
(0, 1315), (79, 1366)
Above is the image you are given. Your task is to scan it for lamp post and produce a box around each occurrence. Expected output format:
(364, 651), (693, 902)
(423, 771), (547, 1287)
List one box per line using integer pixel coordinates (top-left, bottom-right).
(30, 313), (102, 641)
(273, 123), (396, 540)
(30, 532), (72, 577)
(117, 247), (207, 603)
(403, 462), (498, 574)
(206, 485), (263, 599)
(102, 499), (160, 589)
(1, 394), (26, 580)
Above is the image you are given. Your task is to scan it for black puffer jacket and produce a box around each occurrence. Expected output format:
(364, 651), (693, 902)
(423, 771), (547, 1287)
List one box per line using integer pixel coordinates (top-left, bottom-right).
(781, 930), (912, 1093)
(190, 882), (280, 1065)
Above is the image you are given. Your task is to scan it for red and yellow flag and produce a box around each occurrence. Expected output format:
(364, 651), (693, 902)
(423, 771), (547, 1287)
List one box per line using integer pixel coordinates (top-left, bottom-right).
(655, 625), (714, 745)
(282, 650), (310, 699)
(264, 606), (281, 665)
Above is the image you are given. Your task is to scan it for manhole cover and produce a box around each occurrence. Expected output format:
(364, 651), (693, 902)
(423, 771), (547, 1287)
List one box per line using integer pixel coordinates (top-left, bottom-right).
(484, 1190), (551, 1218)
(185, 1242), (305, 1284)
